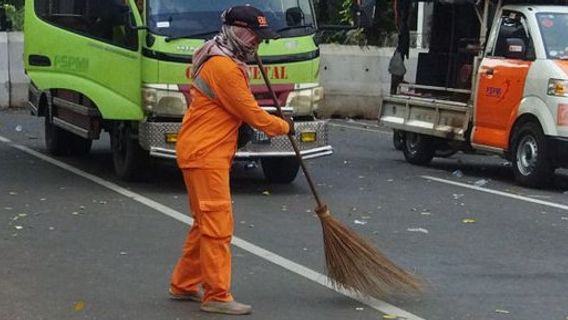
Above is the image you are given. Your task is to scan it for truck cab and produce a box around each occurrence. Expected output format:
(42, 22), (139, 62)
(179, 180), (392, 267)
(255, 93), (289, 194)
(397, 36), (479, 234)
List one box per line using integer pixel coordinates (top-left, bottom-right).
(24, 0), (333, 183)
(380, 1), (568, 187)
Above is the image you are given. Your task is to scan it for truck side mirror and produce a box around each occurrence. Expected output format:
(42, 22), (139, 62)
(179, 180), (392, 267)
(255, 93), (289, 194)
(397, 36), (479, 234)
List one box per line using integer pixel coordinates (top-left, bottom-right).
(352, 0), (375, 29)
(505, 38), (527, 60)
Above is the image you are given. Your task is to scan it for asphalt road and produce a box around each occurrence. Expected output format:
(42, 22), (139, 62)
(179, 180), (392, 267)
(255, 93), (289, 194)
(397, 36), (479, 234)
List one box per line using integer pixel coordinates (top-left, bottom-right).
(1, 108), (568, 320)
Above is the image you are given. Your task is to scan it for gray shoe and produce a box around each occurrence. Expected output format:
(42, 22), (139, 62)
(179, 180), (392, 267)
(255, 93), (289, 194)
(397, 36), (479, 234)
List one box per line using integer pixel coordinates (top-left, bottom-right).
(168, 288), (203, 302)
(200, 300), (252, 315)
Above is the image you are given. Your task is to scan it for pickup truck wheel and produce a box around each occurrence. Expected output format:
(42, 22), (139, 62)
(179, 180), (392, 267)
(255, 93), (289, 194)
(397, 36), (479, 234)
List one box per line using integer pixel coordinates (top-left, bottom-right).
(110, 122), (149, 181)
(403, 132), (435, 165)
(512, 122), (553, 188)
(45, 109), (72, 156)
(393, 130), (404, 150)
(262, 157), (300, 184)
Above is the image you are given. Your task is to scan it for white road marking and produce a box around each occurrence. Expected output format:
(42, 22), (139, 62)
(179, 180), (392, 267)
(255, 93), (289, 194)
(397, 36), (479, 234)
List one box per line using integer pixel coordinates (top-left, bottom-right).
(0, 135), (424, 320)
(329, 121), (390, 135)
(423, 175), (568, 211)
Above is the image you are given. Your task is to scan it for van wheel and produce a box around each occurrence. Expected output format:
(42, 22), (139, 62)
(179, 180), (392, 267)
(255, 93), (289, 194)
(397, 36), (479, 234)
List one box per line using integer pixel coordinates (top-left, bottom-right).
(403, 132), (435, 165)
(262, 157), (300, 184)
(110, 122), (149, 181)
(393, 130), (404, 150)
(45, 109), (72, 156)
(512, 122), (553, 188)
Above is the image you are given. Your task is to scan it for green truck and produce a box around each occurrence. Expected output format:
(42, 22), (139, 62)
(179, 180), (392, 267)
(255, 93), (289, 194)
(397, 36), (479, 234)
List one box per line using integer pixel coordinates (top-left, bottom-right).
(24, 0), (345, 182)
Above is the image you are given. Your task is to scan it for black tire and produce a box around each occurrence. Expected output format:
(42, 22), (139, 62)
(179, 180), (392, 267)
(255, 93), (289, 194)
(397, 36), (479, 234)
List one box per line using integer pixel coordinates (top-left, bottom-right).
(261, 157), (300, 184)
(403, 132), (435, 165)
(393, 130), (404, 150)
(45, 108), (72, 156)
(110, 121), (149, 181)
(511, 122), (554, 188)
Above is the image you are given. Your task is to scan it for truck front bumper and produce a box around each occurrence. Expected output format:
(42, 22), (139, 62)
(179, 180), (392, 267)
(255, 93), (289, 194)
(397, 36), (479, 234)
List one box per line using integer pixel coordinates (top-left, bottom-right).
(138, 120), (333, 160)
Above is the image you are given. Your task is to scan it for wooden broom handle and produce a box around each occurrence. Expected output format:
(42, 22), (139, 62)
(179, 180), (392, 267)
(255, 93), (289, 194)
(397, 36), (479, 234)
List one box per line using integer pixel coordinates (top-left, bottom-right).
(255, 54), (324, 209)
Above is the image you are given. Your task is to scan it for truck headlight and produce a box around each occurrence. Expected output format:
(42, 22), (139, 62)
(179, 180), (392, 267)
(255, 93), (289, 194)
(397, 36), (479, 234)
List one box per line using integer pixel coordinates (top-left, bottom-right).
(142, 87), (187, 117)
(285, 86), (324, 116)
(548, 79), (568, 97)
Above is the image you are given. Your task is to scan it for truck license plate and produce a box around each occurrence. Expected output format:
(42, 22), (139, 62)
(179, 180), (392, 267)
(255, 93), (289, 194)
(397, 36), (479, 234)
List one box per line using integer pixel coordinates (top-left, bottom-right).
(252, 130), (271, 144)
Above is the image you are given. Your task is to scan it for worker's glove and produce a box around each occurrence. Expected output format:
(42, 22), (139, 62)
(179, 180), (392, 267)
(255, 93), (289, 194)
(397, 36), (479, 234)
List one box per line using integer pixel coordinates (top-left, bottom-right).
(285, 117), (295, 136)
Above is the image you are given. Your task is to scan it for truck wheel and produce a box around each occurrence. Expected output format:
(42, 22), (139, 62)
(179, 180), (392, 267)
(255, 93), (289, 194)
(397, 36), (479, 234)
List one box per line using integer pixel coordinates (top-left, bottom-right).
(403, 132), (435, 165)
(110, 122), (149, 181)
(262, 157), (300, 184)
(69, 134), (92, 156)
(512, 122), (554, 188)
(393, 130), (404, 150)
(45, 109), (72, 156)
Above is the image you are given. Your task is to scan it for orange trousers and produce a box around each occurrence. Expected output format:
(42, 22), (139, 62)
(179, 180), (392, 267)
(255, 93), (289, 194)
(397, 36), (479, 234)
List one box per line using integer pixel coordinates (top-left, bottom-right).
(170, 168), (234, 303)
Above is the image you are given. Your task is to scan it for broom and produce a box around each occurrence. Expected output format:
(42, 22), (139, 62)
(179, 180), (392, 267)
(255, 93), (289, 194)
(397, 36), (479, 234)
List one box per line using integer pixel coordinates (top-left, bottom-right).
(255, 54), (424, 298)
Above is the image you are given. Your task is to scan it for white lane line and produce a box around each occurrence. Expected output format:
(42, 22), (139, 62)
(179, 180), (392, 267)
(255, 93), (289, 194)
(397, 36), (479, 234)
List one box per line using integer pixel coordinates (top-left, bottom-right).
(329, 122), (390, 135)
(423, 175), (568, 211)
(0, 135), (424, 320)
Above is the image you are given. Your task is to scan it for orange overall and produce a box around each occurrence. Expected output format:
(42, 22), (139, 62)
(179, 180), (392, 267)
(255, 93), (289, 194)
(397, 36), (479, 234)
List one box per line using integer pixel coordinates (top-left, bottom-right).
(171, 56), (289, 303)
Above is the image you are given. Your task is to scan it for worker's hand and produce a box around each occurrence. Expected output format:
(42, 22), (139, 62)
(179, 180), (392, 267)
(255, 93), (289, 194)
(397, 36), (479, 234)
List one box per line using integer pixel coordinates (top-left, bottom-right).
(285, 117), (295, 136)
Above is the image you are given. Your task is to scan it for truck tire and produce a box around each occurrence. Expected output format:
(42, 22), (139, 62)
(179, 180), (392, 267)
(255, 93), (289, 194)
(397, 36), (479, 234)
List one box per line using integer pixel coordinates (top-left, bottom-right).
(393, 130), (404, 150)
(110, 121), (149, 181)
(511, 122), (554, 188)
(403, 132), (435, 165)
(261, 157), (300, 184)
(45, 108), (72, 156)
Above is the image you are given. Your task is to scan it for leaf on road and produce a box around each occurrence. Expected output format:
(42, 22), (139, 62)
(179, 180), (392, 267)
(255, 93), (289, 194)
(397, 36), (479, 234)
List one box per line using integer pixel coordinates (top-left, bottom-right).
(74, 301), (85, 312)
(355, 307), (364, 311)
(383, 315), (399, 319)
(14, 226), (23, 230)
(262, 191), (271, 196)
(354, 220), (367, 225)
(462, 218), (477, 224)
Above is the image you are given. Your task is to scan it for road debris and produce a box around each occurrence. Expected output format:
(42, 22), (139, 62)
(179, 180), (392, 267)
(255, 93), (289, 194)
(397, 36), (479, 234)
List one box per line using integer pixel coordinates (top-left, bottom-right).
(474, 179), (488, 187)
(452, 170), (463, 178)
(74, 301), (86, 312)
(262, 191), (271, 196)
(462, 219), (477, 224)
(407, 228), (429, 234)
(495, 309), (510, 314)
(354, 220), (368, 225)
(452, 194), (464, 200)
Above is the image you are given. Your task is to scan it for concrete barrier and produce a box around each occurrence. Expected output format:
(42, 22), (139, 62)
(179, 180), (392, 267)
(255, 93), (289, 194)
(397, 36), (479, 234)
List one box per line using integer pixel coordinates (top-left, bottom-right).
(0, 31), (28, 109)
(318, 44), (424, 119)
(0, 32), (9, 109)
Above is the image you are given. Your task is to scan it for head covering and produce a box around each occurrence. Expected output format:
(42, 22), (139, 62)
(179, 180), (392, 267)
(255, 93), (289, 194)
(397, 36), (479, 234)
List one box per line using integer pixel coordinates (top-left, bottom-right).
(191, 6), (278, 79)
(222, 5), (280, 40)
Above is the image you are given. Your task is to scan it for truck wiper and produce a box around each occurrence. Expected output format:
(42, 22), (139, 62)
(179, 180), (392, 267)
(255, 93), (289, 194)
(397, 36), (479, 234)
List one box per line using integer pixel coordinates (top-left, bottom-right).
(165, 30), (219, 42)
(276, 24), (315, 33)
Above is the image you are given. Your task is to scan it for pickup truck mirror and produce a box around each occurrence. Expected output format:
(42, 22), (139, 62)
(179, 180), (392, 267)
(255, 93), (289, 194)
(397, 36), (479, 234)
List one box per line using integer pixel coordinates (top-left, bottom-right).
(505, 38), (527, 60)
(353, 0), (376, 29)
(127, 9), (148, 31)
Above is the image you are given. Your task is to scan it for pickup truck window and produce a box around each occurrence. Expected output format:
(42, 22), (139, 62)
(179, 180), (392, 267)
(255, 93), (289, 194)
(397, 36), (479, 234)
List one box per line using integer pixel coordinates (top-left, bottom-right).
(34, 0), (139, 51)
(537, 13), (568, 60)
(492, 12), (534, 60)
(147, 0), (316, 39)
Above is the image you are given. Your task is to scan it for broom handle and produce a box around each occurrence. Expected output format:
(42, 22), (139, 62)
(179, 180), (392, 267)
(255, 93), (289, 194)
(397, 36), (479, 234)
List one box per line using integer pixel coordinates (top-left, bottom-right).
(255, 55), (324, 209)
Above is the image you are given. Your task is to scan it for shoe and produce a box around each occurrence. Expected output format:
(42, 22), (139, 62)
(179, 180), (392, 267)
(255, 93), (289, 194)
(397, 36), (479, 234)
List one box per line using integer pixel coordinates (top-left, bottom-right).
(168, 288), (202, 302)
(200, 300), (252, 315)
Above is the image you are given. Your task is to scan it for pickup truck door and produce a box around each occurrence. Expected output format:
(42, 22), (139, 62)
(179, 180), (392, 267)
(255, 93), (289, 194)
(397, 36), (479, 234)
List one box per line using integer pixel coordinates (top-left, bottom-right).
(473, 11), (533, 150)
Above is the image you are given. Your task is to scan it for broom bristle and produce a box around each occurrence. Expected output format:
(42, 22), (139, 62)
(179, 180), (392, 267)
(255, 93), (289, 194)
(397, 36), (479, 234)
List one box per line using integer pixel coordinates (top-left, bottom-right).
(317, 207), (424, 298)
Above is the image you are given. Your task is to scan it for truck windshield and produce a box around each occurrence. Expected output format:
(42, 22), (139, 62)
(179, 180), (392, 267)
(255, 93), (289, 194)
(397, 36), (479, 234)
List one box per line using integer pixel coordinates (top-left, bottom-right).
(147, 0), (316, 39)
(537, 13), (568, 59)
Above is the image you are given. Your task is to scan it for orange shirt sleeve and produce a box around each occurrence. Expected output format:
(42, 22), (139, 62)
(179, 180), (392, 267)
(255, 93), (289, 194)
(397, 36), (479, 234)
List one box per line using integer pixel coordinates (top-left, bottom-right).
(205, 57), (290, 137)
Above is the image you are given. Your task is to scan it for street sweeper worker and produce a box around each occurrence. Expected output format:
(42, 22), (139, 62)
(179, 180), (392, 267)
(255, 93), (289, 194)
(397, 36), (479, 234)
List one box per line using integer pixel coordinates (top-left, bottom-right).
(169, 5), (292, 316)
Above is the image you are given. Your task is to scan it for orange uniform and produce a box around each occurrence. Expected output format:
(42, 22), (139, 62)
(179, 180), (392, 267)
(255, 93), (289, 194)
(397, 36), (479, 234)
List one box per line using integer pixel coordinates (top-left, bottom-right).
(171, 56), (289, 303)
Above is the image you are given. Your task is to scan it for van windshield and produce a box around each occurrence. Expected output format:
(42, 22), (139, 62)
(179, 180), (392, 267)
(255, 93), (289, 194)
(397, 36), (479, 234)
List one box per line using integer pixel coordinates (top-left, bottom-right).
(147, 0), (316, 39)
(537, 13), (568, 59)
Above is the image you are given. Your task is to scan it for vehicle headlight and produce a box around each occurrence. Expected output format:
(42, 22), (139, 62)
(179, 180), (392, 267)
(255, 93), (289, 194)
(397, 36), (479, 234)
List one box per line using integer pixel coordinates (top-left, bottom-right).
(285, 86), (324, 116)
(548, 79), (568, 97)
(142, 87), (187, 117)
